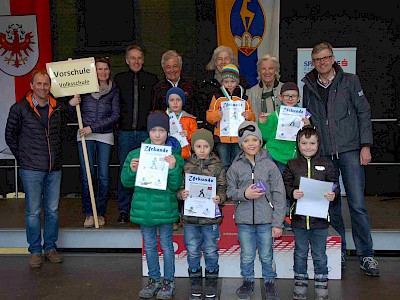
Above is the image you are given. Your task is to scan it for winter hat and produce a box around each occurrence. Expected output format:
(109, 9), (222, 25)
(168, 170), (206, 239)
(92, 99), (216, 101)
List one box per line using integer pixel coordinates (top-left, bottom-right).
(166, 87), (186, 106)
(237, 121), (262, 148)
(191, 128), (214, 150)
(147, 110), (170, 133)
(280, 81), (300, 95)
(221, 64), (240, 83)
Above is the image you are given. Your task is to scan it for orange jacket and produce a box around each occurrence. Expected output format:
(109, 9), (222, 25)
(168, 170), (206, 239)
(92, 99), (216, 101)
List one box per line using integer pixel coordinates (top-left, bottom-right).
(206, 87), (255, 143)
(168, 110), (198, 159)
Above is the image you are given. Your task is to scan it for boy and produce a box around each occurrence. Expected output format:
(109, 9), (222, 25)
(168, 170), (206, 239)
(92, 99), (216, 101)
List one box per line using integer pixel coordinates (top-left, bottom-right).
(206, 64), (255, 171)
(282, 126), (339, 300)
(178, 128), (226, 300)
(121, 110), (184, 300)
(258, 81), (310, 229)
(166, 87), (198, 160)
(227, 121), (286, 300)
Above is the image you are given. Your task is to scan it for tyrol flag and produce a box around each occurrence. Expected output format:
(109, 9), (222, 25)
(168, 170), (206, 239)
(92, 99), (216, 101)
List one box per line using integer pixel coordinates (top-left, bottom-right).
(216, 0), (280, 88)
(0, 0), (52, 159)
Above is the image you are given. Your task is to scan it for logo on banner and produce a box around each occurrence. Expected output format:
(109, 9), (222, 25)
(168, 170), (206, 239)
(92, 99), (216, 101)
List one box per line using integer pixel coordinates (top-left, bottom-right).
(0, 15), (39, 76)
(230, 0), (265, 56)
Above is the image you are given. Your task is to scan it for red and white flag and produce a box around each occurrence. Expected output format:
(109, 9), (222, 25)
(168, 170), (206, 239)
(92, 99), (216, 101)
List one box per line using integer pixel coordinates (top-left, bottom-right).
(0, 0), (52, 158)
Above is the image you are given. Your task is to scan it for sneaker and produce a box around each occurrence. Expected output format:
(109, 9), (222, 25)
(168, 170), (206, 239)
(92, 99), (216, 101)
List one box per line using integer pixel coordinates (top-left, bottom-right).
(45, 249), (63, 263)
(139, 278), (161, 298)
(236, 280), (254, 300)
(341, 253), (346, 269)
(360, 257), (380, 277)
(117, 212), (129, 224)
(84, 216), (94, 228)
(156, 280), (175, 299)
(98, 216), (106, 227)
(28, 253), (42, 268)
(265, 281), (280, 300)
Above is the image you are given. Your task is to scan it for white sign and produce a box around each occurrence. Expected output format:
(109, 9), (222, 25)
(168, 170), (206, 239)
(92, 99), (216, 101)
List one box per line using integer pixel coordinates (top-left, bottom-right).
(296, 177), (333, 219)
(184, 173), (217, 218)
(168, 112), (188, 148)
(276, 106), (306, 141)
(220, 100), (245, 137)
(135, 144), (172, 190)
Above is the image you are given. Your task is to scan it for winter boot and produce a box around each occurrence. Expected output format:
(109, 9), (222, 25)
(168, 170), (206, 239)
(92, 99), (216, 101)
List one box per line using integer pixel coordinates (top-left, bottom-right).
(293, 274), (308, 300)
(236, 280), (254, 300)
(314, 274), (329, 300)
(205, 269), (219, 299)
(188, 267), (203, 300)
(264, 281), (280, 300)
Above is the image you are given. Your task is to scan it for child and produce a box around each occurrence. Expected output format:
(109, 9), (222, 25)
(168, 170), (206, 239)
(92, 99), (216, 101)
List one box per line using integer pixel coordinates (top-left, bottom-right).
(282, 126), (339, 300)
(166, 87), (198, 160)
(206, 64), (255, 171)
(226, 121), (286, 300)
(178, 128), (227, 300)
(121, 110), (184, 300)
(258, 82), (310, 229)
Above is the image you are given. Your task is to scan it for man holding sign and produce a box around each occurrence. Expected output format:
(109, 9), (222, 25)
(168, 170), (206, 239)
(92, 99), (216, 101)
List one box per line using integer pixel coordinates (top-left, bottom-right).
(5, 70), (78, 268)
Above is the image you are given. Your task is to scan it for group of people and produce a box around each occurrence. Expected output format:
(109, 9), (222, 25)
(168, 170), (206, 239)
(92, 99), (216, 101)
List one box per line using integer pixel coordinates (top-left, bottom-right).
(5, 41), (379, 300)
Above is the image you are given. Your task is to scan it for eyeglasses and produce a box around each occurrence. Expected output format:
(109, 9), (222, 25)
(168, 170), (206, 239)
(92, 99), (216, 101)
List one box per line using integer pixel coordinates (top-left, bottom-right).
(281, 94), (299, 100)
(238, 125), (256, 137)
(95, 56), (110, 63)
(312, 55), (333, 63)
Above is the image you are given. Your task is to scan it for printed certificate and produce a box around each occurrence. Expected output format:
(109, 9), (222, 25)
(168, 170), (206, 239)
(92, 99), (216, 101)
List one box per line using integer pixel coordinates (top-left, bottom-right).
(219, 100), (245, 137)
(135, 144), (172, 190)
(168, 112), (188, 147)
(276, 105), (306, 141)
(184, 173), (217, 218)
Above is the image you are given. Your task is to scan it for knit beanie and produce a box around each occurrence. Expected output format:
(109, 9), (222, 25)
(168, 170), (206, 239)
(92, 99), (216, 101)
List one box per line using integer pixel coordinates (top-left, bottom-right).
(221, 64), (240, 83)
(147, 110), (170, 133)
(237, 121), (262, 148)
(191, 128), (214, 150)
(166, 87), (186, 106)
(280, 81), (299, 94)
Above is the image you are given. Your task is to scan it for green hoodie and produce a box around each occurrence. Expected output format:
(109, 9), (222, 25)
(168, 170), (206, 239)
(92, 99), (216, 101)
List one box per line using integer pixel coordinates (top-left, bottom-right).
(258, 106), (297, 164)
(121, 137), (184, 226)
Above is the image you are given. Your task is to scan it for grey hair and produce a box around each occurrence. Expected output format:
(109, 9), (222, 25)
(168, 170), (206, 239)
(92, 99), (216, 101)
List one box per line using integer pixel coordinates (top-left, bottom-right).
(206, 45), (238, 70)
(161, 50), (182, 69)
(256, 54), (280, 81)
(125, 45), (144, 59)
(311, 42), (334, 57)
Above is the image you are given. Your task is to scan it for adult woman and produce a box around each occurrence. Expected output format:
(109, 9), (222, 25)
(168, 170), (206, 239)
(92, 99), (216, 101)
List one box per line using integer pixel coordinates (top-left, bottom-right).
(246, 54), (284, 121)
(70, 57), (120, 228)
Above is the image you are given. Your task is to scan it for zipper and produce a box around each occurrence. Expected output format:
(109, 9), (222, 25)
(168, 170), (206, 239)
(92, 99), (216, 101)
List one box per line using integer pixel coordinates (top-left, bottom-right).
(306, 157), (311, 230)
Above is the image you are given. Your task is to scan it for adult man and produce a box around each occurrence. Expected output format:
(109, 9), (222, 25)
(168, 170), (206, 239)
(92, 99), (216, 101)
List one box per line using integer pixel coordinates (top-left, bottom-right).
(114, 45), (158, 224)
(5, 70), (70, 268)
(302, 42), (379, 277)
(152, 50), (198, 117)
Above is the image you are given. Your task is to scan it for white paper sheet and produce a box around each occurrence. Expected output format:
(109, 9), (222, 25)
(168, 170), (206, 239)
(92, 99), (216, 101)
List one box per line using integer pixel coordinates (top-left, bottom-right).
(219, 100), (245, 137)
(276, 105), (306, 141)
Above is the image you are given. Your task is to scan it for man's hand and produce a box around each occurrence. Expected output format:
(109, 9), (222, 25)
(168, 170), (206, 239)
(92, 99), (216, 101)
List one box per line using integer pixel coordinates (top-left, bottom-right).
(360, 146), (372, 165)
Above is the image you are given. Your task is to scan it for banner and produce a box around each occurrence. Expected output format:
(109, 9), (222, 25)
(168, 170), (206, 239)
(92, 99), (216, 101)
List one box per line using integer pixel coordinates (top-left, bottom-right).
(46, 57), (99, 97)
(0, 0), (52, 159)
(216, 0), (280, 88)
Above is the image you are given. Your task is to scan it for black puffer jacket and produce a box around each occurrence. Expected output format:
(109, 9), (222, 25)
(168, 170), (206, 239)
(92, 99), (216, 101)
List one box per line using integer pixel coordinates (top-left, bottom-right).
(283, 154), (340, 229)
(5, 91), (66, 172)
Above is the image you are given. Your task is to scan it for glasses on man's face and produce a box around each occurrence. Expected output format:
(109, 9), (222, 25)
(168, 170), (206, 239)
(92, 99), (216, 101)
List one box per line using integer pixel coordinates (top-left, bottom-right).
(238, 125), (256, 137)
(282, 94), (299, 100)
(312, 55), (333, 63)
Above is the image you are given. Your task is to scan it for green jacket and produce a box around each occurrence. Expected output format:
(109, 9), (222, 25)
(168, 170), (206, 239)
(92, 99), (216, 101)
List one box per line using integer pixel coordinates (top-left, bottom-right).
(258, 106), (297, 165)
(121, 137), (184, 226)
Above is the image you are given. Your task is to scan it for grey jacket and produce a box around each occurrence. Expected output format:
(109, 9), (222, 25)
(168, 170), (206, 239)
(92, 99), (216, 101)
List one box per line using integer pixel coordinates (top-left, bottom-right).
(302, 63), (373, 156)
(226, 149), (286, 228)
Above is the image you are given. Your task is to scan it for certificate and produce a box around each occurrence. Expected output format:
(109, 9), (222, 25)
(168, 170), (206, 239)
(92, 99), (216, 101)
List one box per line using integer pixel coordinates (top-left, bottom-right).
(219, 100), (245, 137)
(296, 177), (333, 219)
(184, 173), (217, 218)
(168, 112), (189, 147)
(276, 105), (306, 141)
(135, 143), (172, 190)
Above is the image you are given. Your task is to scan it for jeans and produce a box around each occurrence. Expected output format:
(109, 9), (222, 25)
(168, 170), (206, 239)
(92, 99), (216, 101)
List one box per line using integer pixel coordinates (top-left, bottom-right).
(326, 150), (374, 258)
(141, 223), (175, 281)
(78, 141), (112, 217)
(292, 227), (328, 276)
(184, 224), (220, 271)
(117, 130), (148, 213)
(19, 168), (62, 254)
(216, 142), (241, 170)
(237, 224), (276, 282)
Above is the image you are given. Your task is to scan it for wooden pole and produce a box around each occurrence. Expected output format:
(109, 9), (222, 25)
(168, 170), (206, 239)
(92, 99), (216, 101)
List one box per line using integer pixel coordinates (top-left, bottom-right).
(75, 102), (99, 228)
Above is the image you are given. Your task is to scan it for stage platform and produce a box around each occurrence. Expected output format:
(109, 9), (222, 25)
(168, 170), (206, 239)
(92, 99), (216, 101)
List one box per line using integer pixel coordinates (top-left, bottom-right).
(0, 196), (399, 253)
